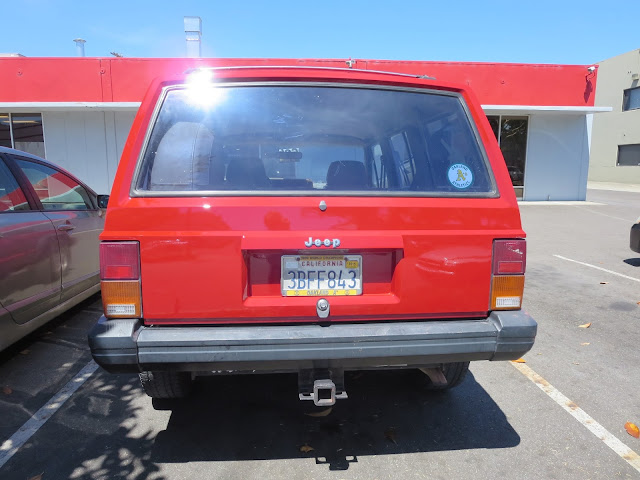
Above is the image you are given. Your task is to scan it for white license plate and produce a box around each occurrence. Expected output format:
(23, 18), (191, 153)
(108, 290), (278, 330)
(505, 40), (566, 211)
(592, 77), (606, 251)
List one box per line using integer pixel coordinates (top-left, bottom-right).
(281, 255), (362, 296)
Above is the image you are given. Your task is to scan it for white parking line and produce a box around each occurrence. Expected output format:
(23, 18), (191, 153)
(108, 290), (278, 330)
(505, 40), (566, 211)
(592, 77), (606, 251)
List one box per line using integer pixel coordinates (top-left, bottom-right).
(574, 207), (634, 223)
(0, 360), (98, 470)
(554, 255), (640, 283)
(518, 201), (605, 206)
(512, 362), (640, 473)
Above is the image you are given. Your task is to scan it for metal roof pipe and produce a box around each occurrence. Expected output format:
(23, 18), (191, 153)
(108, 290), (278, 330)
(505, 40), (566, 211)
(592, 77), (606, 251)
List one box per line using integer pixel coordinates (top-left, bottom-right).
(184, 16), (202, 58)
(73, 38), (86, 57)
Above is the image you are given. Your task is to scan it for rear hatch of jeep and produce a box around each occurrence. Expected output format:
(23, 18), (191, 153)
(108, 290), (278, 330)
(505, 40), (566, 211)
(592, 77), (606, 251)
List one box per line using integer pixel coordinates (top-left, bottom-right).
(99, 70), (526, 328)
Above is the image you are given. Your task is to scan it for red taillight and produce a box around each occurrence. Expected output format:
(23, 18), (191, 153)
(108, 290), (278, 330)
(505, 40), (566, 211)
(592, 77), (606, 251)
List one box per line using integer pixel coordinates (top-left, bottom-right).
(100, 242), (140, 280)
(492, 239), (526, 275)
(100, 242), (142, 319)
(491, 239), (526, 310)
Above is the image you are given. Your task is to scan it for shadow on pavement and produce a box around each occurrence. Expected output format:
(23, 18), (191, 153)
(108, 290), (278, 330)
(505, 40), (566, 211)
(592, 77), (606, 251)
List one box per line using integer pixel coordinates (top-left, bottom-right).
(0, 368), (519, 478)
(0, 294), (103, 447)
(151, 370), (519, 471)
(623, 258), (640, 267)
(0, 293), (101, 366)
(1, 374), (167, 480)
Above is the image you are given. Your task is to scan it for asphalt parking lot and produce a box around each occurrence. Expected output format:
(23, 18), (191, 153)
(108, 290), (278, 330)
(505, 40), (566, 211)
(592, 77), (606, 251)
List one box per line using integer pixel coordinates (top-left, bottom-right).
(0, 188), (639, 480)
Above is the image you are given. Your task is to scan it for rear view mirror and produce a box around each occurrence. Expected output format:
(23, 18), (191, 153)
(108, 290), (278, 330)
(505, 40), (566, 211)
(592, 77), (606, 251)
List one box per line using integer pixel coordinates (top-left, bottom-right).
(278, 149), (302, 162)
(97, 195), (110, 209)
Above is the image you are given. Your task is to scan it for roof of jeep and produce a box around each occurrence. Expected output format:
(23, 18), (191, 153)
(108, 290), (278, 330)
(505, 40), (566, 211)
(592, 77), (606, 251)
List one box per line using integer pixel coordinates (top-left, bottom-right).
(184, 66), (437, 80)
(157, 65), (469, 93)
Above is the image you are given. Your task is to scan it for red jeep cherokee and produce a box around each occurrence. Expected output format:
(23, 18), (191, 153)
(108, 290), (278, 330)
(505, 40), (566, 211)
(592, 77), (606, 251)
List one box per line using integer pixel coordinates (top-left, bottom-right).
(88, 66), (536, 405)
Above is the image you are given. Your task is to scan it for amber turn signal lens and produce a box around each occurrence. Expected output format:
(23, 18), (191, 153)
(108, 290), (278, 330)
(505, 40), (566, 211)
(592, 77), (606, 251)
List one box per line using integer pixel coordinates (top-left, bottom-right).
(101, 280), (142, 318)
(491, 275), (525, 310)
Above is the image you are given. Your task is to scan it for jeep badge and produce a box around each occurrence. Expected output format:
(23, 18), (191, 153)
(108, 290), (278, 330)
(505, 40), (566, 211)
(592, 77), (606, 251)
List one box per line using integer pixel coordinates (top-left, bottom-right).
(305, 237), (341, 248)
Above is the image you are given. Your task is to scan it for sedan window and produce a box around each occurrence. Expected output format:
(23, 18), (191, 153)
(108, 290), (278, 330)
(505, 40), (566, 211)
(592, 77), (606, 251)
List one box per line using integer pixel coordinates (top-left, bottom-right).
(0, 160), (30, 212)
(14, 159), (93, 211)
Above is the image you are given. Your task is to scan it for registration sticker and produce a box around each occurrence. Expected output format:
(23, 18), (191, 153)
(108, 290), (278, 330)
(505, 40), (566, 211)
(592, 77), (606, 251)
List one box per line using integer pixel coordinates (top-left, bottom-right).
(448, 164), (473, 189)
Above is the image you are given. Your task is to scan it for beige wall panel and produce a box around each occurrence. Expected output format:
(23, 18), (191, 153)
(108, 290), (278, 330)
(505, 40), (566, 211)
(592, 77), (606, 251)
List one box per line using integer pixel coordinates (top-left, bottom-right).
(590, 49), (640, 183)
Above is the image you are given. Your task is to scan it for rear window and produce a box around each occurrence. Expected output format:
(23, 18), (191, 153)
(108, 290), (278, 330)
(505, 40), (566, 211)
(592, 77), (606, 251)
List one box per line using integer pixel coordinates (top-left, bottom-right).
(135, 84), (495, 196)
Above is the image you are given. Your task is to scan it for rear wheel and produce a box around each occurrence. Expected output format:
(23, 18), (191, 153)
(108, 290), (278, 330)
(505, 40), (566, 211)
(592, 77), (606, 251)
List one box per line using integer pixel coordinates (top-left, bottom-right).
(139, 371), (193, 398)
(422, 362), (470, 391)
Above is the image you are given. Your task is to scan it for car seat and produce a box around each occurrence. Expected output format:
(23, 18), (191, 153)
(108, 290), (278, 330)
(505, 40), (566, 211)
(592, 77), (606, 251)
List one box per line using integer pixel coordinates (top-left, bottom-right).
(326, 161), (368, 190)
(149, 122), (214, 191)
(225, 156), (271, 189)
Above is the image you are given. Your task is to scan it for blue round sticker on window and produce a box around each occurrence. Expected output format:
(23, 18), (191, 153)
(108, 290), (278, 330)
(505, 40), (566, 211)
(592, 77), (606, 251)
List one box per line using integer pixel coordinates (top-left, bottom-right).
(448, 164), (473, 189)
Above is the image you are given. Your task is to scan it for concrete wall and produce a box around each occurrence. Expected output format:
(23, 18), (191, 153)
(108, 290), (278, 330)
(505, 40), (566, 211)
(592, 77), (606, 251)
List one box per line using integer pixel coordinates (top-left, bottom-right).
(524, 114), (590, 201)
(42, 109), (592, 201)
(42, 111), (136, 194)
(590, 49), (640, 183)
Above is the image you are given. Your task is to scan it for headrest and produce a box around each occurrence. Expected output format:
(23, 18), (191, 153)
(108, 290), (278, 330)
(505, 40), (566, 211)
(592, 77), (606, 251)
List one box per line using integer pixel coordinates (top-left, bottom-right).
(225, 157), (271, 189)
(150, 122), (213, 190)
(326, 161), (367, 190)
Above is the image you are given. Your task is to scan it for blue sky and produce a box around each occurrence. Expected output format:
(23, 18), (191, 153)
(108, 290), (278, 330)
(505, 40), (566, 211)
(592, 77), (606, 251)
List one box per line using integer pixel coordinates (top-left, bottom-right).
(2, 0), (637, 64)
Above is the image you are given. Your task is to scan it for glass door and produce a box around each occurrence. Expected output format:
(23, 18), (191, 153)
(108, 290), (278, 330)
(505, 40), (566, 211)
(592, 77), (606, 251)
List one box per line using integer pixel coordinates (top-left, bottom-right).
(486, 115), (528, 200)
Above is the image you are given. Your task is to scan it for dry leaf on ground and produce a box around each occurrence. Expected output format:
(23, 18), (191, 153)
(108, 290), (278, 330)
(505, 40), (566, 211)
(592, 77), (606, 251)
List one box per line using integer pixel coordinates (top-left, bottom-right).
(2, 386), (12, 395)
(299, 444), (314, 453)
(19, 349), (30, 355)
(27, 474), (42, 480)
(305, 407), (332, 417)
(511, 358), (526, 363)
(581, 343), (590, 346)
(578, 322), (592, 328)
(384, 427), (398, 444)
(599, 282), (608, 285)
(625, 422), (640, 439)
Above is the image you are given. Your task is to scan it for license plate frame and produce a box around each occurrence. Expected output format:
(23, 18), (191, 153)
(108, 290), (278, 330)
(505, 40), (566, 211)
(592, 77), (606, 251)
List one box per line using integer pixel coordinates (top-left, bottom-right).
(281, 255), (362, 297)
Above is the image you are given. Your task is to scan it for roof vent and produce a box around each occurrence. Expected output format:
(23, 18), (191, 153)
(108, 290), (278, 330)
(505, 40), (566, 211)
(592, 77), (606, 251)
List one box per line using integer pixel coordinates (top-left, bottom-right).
(184, 16), (202, 58)
(73, 38), (86, 57)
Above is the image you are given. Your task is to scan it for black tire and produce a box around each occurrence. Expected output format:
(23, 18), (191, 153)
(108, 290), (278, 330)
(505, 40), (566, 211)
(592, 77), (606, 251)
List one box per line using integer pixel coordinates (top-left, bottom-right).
(139, 371), (193, 399)
(423, 362), (470, 391)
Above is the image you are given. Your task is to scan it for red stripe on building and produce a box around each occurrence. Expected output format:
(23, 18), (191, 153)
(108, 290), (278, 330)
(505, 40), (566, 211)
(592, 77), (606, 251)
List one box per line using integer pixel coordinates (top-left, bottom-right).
(0, 57), (597, 106)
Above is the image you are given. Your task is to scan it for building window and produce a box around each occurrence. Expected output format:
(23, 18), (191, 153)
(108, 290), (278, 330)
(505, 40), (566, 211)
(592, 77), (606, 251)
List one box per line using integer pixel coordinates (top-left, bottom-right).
(0, 114), (11, 148)
(0, 113), (45, 157)
(617, 144), (640, 166)
(622, 87), (640, 111)
(487, 115), (528, 199)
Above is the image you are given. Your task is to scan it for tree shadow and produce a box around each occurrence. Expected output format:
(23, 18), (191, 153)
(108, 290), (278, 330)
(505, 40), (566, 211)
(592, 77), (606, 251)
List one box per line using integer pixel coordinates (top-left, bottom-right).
(0, 293), (102, 366)
(0, 373), (167, 480)
(0, 293), (163, 479)
(0, 294), (109, 454)
(0, 367), (520, 478)
(151, 370), (520, 471)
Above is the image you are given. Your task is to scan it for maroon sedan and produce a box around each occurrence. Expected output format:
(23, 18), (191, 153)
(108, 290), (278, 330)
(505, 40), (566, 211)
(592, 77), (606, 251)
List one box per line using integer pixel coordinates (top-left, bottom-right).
(0, 147), (106, 351)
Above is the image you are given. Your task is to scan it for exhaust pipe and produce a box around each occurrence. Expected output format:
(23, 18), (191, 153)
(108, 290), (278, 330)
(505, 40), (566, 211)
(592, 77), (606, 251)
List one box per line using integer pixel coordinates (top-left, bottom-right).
(420, 367), (448, 387)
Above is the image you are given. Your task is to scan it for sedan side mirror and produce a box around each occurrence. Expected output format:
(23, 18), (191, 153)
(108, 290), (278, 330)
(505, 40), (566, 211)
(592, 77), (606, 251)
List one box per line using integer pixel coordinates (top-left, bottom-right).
(97, 195), (110, 209)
